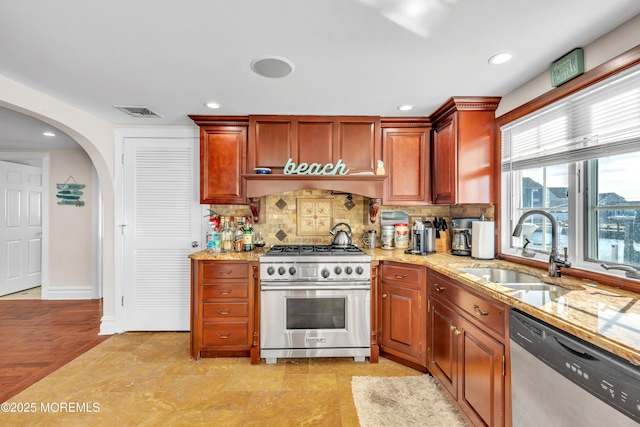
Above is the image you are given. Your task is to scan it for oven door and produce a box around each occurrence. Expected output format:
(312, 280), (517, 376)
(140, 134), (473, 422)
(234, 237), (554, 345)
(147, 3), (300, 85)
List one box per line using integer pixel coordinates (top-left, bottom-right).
(260, 284), (370, 353)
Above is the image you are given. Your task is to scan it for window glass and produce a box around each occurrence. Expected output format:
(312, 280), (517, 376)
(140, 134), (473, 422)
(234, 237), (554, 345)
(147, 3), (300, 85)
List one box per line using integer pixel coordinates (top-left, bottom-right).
(514, 165), (569, 253)
(587, 152), (640, 266)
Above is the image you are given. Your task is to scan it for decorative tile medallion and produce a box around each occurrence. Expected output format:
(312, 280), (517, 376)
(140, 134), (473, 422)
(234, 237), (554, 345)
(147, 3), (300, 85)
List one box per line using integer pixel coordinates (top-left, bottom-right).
(296, 198), (333, 236)
(275, 198), (287, 210)
(276, 230), (287, 241)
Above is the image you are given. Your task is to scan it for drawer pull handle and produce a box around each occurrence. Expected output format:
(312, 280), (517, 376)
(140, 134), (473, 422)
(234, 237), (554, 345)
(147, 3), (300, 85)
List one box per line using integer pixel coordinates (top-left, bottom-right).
(217, 332), (232, 339)
(433, 283), (445, 292)
(217, 308), (232, 315)
(473, 304), (489, 316)
(217, 289), (232, 295)
(217, 269), (233, 275)
(393, 272), (407, 279)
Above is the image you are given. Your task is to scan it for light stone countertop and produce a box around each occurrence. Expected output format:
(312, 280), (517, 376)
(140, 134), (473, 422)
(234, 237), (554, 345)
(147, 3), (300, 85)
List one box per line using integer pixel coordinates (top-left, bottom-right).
(189, 247), (640, 365)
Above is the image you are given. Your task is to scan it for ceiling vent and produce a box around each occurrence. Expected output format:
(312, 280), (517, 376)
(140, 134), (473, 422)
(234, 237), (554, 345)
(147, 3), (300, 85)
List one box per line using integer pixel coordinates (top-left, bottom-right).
(114, 105), (162, 118)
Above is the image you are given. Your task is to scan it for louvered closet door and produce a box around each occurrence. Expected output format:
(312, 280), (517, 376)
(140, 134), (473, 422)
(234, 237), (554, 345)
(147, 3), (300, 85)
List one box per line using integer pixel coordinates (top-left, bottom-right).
(123, 138), (200, 330)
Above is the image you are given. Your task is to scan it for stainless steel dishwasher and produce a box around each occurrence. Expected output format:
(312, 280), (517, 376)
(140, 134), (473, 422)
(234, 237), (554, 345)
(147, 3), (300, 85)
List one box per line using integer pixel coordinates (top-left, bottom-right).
(510, 309), (640, 426)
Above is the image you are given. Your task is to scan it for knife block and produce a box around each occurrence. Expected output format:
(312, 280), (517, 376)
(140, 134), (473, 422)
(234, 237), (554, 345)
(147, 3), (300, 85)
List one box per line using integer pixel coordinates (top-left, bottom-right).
(436, 230), (449, 253)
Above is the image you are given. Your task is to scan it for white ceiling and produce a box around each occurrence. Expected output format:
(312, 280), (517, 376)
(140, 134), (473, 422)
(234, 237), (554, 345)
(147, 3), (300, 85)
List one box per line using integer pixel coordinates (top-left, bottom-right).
(1, 0), (640, 150)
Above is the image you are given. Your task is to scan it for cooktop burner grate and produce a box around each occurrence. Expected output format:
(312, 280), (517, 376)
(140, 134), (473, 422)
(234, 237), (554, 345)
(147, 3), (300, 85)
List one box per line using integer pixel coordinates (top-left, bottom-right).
(265, 244), (365, 256)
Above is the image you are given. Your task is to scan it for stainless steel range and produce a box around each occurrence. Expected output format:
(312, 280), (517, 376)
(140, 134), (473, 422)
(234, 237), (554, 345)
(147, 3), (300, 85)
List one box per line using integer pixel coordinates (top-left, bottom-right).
(259, 244), (371, 364)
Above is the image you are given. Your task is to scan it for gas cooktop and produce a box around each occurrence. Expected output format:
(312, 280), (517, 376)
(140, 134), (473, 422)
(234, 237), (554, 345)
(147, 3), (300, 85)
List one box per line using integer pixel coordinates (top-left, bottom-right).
(264, 244), (366, 256)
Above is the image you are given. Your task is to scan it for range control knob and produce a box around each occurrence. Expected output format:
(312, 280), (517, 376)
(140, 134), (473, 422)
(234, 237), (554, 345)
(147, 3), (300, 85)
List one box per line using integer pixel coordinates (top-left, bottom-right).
(321, 268), (330, 279)
(267, 266), (275, 275)
(334, 266), (342, 275)
(278, 266), (286, 276)
(289, 267), (297, 276)
(355, 266), (364, 275)
(345, 266), (353, 275)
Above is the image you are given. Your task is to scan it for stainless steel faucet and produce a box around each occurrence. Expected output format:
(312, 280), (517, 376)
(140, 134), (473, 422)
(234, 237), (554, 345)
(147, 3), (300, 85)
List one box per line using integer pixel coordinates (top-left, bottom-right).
(512, 210), (571, 277)
(601, 263), (640, 279)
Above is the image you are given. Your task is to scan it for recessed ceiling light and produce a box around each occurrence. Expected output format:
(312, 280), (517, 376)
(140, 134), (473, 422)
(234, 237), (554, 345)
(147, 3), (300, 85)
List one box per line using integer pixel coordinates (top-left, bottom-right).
(397, 105), (414, 111)
(43, 132), (56, 137)
(488, 52), (513, 65)
(251, 56), (295, 78)
(205, 102), (222, 109)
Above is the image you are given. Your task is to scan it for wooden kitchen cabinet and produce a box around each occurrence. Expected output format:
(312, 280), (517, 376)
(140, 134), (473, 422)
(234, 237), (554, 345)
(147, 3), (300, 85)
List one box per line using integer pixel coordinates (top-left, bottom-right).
(190, 259), (260, 362)
(379, 262), (427, 369)
(190, 116), (249, 204)
(428, 269), (506, 427)
(430, 97), (501, 204)
(381, 120), (431, 205)
(248, 115), (381, 174)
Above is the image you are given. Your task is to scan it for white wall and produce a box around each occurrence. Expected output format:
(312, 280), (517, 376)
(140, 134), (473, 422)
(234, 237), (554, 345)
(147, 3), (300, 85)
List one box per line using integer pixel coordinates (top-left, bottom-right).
(48, 149), (95, 298)
(497, 14), (640, 117)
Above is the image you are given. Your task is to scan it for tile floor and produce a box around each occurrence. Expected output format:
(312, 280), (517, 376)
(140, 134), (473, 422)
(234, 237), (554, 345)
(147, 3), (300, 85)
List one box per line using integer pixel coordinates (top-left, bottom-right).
(4, 332), (421, 426)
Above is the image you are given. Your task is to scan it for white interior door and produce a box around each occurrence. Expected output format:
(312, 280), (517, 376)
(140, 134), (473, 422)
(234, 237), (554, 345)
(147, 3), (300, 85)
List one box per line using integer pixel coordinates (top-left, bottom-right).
(0, 160), (43, 296)
(122, 137), (200, 330)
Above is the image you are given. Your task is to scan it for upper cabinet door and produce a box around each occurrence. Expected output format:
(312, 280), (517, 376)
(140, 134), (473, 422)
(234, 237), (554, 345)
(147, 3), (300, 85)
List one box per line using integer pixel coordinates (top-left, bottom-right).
(248, 116), (294, 174)
(336, 117), (381, 174)
(432, 115), (457, 204)
(200, 125), (247, 204)
(382, 125), (431, 205)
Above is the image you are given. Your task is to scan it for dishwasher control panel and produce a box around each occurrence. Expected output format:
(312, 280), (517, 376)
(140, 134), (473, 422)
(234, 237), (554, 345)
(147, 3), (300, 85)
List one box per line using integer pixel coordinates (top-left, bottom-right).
(510, 309), (640, 424)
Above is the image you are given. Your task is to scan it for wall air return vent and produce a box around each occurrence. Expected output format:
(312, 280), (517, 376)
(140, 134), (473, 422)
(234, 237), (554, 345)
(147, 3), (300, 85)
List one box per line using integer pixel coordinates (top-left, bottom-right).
(114, 105), (162, 118)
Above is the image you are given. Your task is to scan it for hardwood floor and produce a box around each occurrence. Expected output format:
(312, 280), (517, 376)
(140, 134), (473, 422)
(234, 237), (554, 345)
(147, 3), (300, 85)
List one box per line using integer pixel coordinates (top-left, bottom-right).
(0, 299), (106, 403)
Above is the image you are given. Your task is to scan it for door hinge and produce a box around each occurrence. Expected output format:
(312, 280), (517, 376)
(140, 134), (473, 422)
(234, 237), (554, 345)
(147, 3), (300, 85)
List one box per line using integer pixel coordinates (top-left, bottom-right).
(121, 296), (124, 306)
(121, 154), (125, 164)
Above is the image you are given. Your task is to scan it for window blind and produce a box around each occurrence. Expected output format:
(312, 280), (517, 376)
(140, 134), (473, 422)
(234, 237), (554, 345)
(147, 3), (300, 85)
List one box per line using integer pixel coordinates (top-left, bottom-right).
(502, 62), (640, 171)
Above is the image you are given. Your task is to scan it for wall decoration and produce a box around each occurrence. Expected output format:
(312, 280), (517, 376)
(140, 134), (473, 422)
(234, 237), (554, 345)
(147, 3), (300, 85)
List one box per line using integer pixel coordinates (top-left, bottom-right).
(297, 198), (333, 236)
(56, 176), (85, 207)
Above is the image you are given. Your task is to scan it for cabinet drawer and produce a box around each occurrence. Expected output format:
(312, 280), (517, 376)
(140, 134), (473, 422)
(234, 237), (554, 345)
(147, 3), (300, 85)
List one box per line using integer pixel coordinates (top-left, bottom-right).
(203, 302), (249, 319)
(381, 262), (424, 285)
(429, 272), (505, 335)
(202, 322), (249, 347)
(202, 262), (249, 280)
(203, 283), (249, 300)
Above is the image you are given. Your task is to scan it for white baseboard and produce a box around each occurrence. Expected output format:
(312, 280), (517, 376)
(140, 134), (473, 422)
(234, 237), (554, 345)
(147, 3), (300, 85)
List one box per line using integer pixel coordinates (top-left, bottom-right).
(99, 315), (116, 335)
(44, 286), (94, 300)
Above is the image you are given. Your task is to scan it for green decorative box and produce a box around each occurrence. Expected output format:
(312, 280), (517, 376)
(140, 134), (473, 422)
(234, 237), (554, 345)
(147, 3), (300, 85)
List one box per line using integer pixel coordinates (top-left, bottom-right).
(550, 48), (584, 87)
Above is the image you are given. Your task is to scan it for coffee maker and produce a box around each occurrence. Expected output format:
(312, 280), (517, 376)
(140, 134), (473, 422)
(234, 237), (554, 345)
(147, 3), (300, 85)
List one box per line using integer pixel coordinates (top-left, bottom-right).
(451, 218), (474, 256)
(405, 219), (436, 255)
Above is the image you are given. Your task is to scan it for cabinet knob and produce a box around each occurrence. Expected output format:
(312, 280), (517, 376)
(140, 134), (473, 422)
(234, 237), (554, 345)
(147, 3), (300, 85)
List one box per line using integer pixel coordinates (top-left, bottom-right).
(382, 293), (388, 299)
(450, 325), (462, 335)
(473, 304), (489, 316)
(433, 283), (445, 292)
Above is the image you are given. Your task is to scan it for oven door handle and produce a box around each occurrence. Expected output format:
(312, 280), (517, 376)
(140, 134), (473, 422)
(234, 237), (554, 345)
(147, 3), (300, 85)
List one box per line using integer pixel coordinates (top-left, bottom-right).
(261, 284), (370, 291)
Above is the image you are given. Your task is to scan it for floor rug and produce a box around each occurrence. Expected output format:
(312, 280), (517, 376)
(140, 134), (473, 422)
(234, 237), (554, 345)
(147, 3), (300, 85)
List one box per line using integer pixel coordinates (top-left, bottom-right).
(351, 375), (468, 427)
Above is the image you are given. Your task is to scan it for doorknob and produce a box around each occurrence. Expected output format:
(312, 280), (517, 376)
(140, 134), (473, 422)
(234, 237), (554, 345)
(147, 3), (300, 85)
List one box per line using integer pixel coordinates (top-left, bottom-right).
(192, 241), (199, 248)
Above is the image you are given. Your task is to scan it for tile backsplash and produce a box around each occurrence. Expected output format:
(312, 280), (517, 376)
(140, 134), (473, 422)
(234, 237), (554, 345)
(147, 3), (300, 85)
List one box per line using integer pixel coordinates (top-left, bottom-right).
(209, 189), (494, 248)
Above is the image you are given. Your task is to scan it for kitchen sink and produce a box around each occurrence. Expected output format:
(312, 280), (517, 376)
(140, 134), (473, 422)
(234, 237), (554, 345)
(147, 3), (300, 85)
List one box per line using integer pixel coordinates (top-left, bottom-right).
(459, 267), (541, 284)
(459, 267), (566, 293)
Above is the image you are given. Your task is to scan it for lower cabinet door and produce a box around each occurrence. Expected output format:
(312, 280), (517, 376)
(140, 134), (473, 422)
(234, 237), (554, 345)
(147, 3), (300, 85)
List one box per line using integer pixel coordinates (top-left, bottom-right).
(381, 282), (425, 365)
(458, 316), (505, 427)
(428, 295), (458, 399)
(202, 321), (250, 347)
